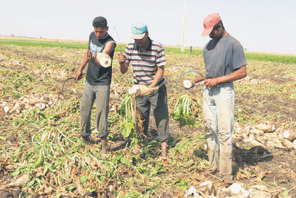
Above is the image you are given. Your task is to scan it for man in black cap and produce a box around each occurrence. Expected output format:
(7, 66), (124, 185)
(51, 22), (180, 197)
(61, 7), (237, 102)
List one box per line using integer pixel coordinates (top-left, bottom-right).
(75, 16), (116, 153)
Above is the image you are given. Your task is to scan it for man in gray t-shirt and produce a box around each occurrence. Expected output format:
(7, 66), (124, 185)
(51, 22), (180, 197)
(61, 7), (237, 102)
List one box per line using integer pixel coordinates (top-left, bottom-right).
(192, 13), (247, 184)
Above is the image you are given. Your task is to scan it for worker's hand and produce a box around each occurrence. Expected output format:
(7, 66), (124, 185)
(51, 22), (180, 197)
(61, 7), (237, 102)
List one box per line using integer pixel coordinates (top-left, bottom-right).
(92, 52), (101, 67)
(204, 78), (219, 87)
(74, 70), (82, 81)
(117, 52), (126, 64)
(87, 49), (92, 60)
(87, 49), (102, 67)
(87, 49), (96, 62)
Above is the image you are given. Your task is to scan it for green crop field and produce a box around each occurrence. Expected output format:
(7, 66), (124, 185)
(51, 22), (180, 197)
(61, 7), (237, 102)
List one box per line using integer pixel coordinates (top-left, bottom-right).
(1, 37), (295, 63)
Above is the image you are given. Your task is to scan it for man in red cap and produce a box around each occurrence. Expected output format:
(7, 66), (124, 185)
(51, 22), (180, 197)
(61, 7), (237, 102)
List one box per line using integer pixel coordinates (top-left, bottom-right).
(192, 13), (247, 184)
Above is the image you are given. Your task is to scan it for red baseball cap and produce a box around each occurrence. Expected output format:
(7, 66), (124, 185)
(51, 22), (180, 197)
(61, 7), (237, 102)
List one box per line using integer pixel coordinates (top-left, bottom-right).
(202, 13), (221, 36)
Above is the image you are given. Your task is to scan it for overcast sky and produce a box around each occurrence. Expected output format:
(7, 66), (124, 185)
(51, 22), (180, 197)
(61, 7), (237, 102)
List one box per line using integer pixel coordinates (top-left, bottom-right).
(1, 0), (295, 54)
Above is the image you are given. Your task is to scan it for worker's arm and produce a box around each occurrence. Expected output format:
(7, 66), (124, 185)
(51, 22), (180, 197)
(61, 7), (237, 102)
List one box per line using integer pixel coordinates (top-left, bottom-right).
(204, 66), (247, 87)
(74, 50), (90, 80)
(102, 41), (115, 55)
(149, 66), (164, 87)
(192, 70), (206, 85)
(117, 52), (129, 74)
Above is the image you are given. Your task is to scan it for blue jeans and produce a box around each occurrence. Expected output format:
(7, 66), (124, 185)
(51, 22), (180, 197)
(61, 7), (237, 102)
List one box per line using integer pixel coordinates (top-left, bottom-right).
(203, 82), (234, 176)
(80, 81), (110, 138)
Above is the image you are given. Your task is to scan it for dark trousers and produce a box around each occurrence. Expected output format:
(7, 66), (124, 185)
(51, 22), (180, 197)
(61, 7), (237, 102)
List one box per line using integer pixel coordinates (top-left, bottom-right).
(136, 85), (169, 142)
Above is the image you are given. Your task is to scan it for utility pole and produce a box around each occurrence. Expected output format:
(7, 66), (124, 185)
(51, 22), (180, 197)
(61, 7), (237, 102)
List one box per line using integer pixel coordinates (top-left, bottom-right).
(113, 26), (123, 52)
(181, 0), (187, 52)
(113, 26), (120, 44)
(0, 17), (3, 36)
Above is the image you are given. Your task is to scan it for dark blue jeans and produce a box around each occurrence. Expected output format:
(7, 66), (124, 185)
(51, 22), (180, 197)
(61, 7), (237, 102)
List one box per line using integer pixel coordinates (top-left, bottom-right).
(80, 81), (110, 138)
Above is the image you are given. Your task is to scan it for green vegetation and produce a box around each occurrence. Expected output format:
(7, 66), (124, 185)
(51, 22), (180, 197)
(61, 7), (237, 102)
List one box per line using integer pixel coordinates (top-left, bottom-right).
(3, 39), (84, 49)
(245, 52), (296, 64)
(165, 47), (203, 56)
(0, 38), (87, 49)
(1, 38), (295, 63)
(172, 95), (201, 128)
(117, 93), (142, 148)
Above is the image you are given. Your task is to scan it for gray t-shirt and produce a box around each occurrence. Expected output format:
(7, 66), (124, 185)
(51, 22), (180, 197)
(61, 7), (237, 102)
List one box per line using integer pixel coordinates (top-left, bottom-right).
(203, 34), (247, 79)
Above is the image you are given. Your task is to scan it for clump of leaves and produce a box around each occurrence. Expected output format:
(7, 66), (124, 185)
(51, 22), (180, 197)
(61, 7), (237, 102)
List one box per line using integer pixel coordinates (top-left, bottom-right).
(118, 93), (135, 138)
(172, 94), (199, 128)
(117, 93), (144, 148)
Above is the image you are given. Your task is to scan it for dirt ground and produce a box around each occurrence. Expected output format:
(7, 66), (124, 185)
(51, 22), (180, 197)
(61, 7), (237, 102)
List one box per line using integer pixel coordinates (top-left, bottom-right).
(0, 44), (296, 197)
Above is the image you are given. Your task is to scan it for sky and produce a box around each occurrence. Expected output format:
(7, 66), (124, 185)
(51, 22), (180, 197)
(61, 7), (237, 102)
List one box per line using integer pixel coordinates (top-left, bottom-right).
(1, 0), (296, 54)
